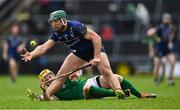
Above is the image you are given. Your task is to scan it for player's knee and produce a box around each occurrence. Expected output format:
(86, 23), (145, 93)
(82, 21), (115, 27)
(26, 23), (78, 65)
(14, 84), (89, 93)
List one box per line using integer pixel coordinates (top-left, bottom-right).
(83, 84), (90, 98)
(114, 74), (123, 82)
(153, 66), (160, 72)
(169, 62), (175, 66)
(9, 59), (16, 66)
(154, 58), (161, 64)
(168, 59), (176, 65)
(102, 73), (115, 83)
(83, 86), (89, 94)
(102, 71), (112, 79)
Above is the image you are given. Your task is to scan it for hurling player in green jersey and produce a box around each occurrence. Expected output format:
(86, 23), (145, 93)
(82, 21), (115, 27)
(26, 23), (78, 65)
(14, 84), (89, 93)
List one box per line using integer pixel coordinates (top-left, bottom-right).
(27, 69), (156, 101)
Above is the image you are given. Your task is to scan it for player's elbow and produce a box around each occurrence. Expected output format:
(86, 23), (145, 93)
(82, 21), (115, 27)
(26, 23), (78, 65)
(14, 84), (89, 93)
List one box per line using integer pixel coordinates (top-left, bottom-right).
(97, 34), (101, 40)
(86, 29), (102, 42)
(94, 34), (101, 43)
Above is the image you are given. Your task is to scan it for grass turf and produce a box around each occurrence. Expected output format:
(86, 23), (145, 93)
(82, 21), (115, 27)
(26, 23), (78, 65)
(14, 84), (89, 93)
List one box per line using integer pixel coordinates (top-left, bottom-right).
(0, 75), (180, 109)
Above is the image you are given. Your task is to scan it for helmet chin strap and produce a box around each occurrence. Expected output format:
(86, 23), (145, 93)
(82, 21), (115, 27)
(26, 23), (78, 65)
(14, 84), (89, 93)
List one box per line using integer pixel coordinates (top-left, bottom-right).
(57, 18), (67, 32)
(61, 18), (67, 25)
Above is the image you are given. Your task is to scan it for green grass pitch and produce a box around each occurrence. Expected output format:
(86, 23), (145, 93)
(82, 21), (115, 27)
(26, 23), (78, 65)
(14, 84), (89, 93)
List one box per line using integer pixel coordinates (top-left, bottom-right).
(0, 75), (180, 109)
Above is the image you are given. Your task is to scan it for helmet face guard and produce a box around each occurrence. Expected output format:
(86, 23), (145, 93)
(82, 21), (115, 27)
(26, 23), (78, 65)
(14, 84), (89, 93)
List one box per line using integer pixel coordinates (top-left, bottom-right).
(39, 69), (55, 82)
(39, 69), (55, 88)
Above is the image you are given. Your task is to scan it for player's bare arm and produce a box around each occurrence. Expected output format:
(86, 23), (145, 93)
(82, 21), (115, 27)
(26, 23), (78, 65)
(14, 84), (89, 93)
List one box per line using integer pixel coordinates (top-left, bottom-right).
(21, 39), (55, 62)
(85, 28), (102, 65)
(37, 69), (59, 101)
(2, 41), (8, 60)
(31, 39), (55, 57)
(39, 82), (57, 101)
(168, 28), (176, 49)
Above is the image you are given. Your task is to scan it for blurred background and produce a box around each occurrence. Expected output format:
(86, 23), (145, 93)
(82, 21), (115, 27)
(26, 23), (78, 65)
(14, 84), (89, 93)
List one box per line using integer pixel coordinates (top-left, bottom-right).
(0, 0), (179, 77)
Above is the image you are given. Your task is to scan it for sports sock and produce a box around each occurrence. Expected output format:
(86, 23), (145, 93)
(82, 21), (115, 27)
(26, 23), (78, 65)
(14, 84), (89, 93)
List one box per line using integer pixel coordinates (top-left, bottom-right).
(121, 79), (142, 98)
(89, 86), (115, 98)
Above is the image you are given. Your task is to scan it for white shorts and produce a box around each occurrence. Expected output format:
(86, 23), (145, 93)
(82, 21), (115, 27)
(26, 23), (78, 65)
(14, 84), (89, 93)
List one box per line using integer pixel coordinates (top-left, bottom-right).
(85, 76), (100, 88)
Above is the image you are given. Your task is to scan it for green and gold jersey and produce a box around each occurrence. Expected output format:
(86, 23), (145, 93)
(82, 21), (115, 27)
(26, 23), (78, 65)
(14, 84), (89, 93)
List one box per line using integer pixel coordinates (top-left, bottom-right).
(54, 79), (87, 100)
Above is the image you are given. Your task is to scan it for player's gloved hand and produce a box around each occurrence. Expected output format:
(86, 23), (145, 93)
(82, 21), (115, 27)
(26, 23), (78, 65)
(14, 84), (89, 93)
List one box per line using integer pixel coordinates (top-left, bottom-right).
(91, 57), (100, 66)
(21, 48), (32, 62)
